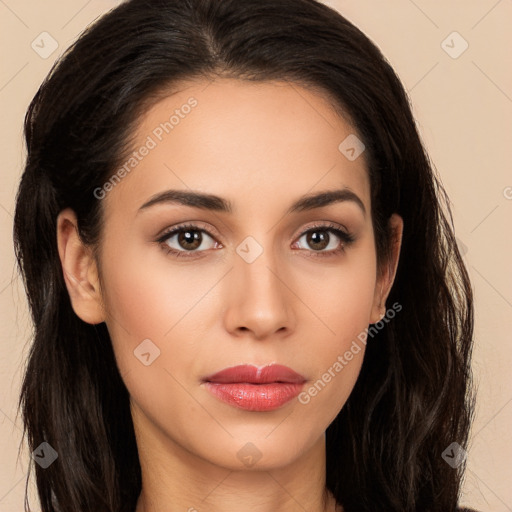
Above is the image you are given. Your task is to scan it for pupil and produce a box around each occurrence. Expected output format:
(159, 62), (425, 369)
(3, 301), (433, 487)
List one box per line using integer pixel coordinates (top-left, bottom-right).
(308, 231), (328, 250)
(179, 230), (201, 250)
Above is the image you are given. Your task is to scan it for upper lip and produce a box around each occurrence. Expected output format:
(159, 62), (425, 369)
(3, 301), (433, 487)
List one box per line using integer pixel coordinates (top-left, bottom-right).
(203, 364), (306, 384)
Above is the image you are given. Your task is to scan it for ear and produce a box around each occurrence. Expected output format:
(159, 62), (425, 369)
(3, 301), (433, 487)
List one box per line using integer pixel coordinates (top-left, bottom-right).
(370, 213), (403, 324)
(56, 208), (106, 325)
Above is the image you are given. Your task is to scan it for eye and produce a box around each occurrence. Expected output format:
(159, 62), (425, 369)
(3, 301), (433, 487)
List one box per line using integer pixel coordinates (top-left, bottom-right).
(157, 223), (220, 258)
(156, 221), (355, 259)
(292, 222), (355, 257)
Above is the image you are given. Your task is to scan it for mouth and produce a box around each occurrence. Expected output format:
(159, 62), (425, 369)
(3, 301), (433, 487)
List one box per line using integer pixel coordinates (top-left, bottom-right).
(201, 364), (307, 412)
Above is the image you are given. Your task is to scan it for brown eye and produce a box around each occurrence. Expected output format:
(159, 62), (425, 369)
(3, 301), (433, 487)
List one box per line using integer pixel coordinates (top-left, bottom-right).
(158, 224), (218, 256)
(292, 223), (355, 258)
(305, 230), (330, 251)
(296, 228), (343, 252)
(176, 229), (203, 250)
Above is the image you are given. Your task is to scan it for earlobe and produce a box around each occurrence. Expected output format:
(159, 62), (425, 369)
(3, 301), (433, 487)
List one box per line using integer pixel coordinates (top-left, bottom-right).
(370, 213), (403, 324)
(56, 208), (106, 325)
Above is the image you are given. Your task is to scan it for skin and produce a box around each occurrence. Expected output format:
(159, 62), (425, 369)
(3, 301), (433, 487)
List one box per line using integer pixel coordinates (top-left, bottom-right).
(57, 78), (403, 512)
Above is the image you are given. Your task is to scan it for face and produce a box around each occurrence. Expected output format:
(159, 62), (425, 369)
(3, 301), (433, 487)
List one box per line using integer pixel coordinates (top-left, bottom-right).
(60, 78), (401, 472)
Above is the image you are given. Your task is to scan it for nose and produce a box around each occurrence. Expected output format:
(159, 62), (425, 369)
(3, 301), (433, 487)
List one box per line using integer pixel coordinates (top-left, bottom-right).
(222, 242), (296, 340)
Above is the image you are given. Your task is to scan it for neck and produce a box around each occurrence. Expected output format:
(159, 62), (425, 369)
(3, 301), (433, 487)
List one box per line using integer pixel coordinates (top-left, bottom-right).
(132, 411), (342, 512)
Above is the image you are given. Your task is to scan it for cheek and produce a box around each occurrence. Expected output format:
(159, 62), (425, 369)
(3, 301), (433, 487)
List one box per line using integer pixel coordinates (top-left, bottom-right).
(292, 245), (377, 407)
(97, 239), (238, 417)
(100, 240), (210, 338)
(293, 241), (378, 337)
(98, 251), (210, 435)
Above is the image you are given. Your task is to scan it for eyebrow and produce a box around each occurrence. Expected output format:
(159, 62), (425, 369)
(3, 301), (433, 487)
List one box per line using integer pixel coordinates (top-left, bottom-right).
(138, 188), (366, 217)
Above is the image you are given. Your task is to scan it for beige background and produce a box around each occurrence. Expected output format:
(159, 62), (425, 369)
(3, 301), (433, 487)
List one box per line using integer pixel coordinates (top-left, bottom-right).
(1, 1), (511, 511)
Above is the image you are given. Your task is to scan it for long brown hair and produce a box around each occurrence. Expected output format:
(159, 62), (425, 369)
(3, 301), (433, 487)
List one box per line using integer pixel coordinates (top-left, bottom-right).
(13, 0), (475, 510)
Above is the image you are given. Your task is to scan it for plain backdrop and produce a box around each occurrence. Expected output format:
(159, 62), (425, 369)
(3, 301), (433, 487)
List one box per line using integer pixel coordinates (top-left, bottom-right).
(1, 1), (511, 511)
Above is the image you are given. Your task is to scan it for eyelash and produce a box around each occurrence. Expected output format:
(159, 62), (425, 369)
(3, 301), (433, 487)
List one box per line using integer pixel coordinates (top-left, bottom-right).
(156, 221), (355, 259)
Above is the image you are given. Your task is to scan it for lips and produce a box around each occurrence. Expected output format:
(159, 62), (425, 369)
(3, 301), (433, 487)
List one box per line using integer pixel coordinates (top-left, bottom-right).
(202, 364), (307, 412)
(202, 363), (306, 384)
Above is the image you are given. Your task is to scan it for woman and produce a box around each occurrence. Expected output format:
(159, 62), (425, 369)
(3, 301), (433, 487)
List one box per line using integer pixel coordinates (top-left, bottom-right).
(13, 0), (477, 510)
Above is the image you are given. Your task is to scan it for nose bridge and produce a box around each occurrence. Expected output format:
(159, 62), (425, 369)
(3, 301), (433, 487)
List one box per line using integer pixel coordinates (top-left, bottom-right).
(235, 233), (283, 301)
(239, 245), (276, 290)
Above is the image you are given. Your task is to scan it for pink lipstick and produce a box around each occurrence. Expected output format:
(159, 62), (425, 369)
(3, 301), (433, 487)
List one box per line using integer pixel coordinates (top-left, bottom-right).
(202, 364), (306, 412)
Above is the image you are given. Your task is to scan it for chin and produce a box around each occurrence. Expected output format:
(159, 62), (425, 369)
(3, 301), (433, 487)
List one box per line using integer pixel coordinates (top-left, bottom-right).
(193, 430), (318, 472)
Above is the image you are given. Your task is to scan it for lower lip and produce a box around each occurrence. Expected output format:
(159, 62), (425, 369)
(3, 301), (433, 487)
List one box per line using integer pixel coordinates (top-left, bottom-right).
(203, 382), (305, 411)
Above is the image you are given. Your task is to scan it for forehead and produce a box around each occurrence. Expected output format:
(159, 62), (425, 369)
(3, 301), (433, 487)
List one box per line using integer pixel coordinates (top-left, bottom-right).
(102, 78), (370, 219)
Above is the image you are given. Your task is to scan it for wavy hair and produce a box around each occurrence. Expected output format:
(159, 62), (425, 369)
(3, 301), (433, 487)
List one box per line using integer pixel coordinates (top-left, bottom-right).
(13, 0), (475, 510)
